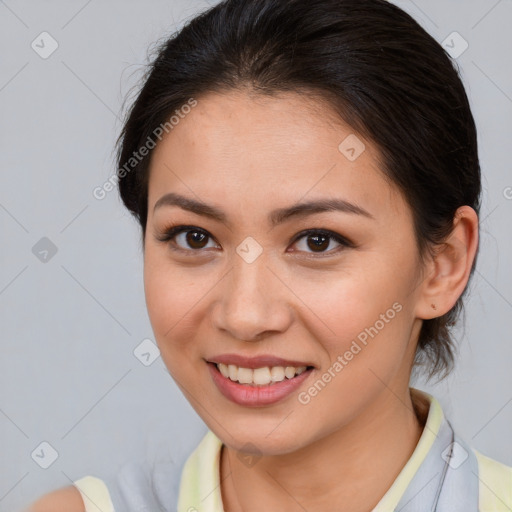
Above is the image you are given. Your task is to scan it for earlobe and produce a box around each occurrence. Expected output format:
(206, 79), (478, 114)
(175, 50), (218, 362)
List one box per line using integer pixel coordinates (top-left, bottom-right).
(415, 206), (479, 320)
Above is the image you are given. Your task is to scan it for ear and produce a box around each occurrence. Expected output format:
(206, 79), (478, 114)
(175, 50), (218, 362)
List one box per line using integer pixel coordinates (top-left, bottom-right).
(415, 206), (479, 320)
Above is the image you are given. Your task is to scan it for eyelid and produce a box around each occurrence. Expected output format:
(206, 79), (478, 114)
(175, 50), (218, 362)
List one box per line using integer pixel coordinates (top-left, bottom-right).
(154, 224), (220, 252)
(289, 228), (355, 249)
(154, 224), (354, 256)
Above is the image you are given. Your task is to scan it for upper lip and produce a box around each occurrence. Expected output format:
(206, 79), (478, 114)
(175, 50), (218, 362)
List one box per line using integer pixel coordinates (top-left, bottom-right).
(206, 353), (314, 369)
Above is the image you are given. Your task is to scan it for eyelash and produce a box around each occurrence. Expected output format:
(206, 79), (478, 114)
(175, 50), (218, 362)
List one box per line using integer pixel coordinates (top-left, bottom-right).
(155, 224), (355, 258)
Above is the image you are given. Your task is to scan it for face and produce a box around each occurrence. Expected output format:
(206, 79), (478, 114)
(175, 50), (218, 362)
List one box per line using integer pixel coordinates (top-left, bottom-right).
(143, 90), (426, 455)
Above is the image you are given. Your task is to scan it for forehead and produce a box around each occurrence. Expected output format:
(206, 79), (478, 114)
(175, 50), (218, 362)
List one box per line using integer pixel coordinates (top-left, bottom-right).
(147, 90), (404, 222)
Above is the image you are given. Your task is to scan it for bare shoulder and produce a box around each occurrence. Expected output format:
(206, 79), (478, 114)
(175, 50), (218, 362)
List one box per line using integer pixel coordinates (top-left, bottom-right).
(24, 485), (85, 512)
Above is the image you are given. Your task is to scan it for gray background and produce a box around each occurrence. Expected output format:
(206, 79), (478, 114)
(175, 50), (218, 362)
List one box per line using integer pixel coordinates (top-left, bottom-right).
(0, 0), (511, 510)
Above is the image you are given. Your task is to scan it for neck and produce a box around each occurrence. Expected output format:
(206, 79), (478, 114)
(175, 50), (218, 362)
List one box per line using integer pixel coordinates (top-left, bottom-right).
(220, 387), (427, 512)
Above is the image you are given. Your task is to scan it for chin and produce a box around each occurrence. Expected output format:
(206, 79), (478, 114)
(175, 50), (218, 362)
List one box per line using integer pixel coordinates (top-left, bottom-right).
(211, 417), (312, 456)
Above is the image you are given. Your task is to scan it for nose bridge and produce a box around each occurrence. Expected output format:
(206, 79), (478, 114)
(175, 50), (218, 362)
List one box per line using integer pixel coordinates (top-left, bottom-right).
(213, 243), (291, 341)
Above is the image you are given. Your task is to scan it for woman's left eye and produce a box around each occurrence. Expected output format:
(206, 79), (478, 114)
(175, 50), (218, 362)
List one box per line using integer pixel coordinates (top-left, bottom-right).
(156, 225), (352, 256)
(289, 229), (352, 255)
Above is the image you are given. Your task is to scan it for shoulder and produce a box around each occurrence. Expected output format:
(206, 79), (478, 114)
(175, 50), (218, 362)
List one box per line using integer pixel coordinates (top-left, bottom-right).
(23, 485), (85, 512)
(472, 448), (512, 511)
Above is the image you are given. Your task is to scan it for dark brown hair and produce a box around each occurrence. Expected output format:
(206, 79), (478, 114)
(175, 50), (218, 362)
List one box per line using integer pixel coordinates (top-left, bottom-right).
(115, 0), (481, 381)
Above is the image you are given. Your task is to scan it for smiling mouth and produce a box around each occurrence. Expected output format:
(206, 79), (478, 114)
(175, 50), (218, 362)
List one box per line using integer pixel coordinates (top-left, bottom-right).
(209, 361), (315, 386)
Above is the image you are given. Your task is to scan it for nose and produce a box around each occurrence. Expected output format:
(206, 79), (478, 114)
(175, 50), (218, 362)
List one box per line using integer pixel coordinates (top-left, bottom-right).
(211, 254), (293, 342)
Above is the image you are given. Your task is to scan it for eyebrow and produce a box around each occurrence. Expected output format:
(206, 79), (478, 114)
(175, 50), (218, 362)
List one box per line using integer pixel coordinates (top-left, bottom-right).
(153, 192), (374, 226)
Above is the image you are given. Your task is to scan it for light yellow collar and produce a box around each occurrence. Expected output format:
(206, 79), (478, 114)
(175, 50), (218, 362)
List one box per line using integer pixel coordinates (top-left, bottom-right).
(176, 388), (444, 512)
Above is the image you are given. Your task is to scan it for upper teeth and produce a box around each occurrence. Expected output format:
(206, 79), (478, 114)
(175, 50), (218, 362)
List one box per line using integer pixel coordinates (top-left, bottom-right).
(216, 363), (308, 385)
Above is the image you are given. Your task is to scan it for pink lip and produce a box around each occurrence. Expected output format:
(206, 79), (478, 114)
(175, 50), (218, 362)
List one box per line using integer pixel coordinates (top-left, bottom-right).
(207, 361), (314, 407)
(206, 353), (314, 369)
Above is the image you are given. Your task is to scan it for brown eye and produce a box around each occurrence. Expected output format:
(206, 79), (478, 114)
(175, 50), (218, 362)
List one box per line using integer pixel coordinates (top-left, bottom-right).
(305, 233), (330, 252)
(173, 228), (218, 250)
(183, 230), (209, 249)
(156, 225), (219, 252)
(291, 229), (352, 255)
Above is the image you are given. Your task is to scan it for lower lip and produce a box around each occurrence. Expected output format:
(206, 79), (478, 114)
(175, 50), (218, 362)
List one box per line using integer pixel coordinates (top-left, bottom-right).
(207, 362), (314, 407)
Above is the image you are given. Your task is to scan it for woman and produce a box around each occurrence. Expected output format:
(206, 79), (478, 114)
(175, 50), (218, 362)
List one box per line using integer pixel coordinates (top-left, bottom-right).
(27, 0), (511, 510)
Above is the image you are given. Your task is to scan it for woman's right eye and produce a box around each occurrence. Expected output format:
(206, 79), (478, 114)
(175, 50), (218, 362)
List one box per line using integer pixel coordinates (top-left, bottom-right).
(156, 225), (219, 253)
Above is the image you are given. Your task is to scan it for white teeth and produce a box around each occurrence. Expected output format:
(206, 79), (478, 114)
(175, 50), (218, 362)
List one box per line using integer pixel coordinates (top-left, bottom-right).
(228, 364), (238, 381)
(253, 367), (271, 385)
(237, 367), (253, 384)
(218, 363), (230, 378)
(216, 363), (308, 386)
(270, 366), (285, 382)
(284, 366), (296, 379)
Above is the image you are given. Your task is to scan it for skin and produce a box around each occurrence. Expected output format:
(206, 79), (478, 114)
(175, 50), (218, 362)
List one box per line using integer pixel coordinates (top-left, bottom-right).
(24, 486), (85, 512)
(27, 89), (478, 512)
(143, 90), (479, 511)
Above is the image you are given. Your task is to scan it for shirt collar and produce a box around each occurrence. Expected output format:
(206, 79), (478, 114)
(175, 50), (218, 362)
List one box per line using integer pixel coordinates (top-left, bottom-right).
(176, 387), (444, 512)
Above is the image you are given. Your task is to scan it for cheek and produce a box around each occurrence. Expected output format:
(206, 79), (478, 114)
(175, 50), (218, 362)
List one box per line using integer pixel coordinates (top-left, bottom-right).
(295, 259), (418, 410)
(143, 263), (200, 384)
(295, 278), (412, 432)
(294, 261), (410, 351)
(143, 248), (216, 351)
